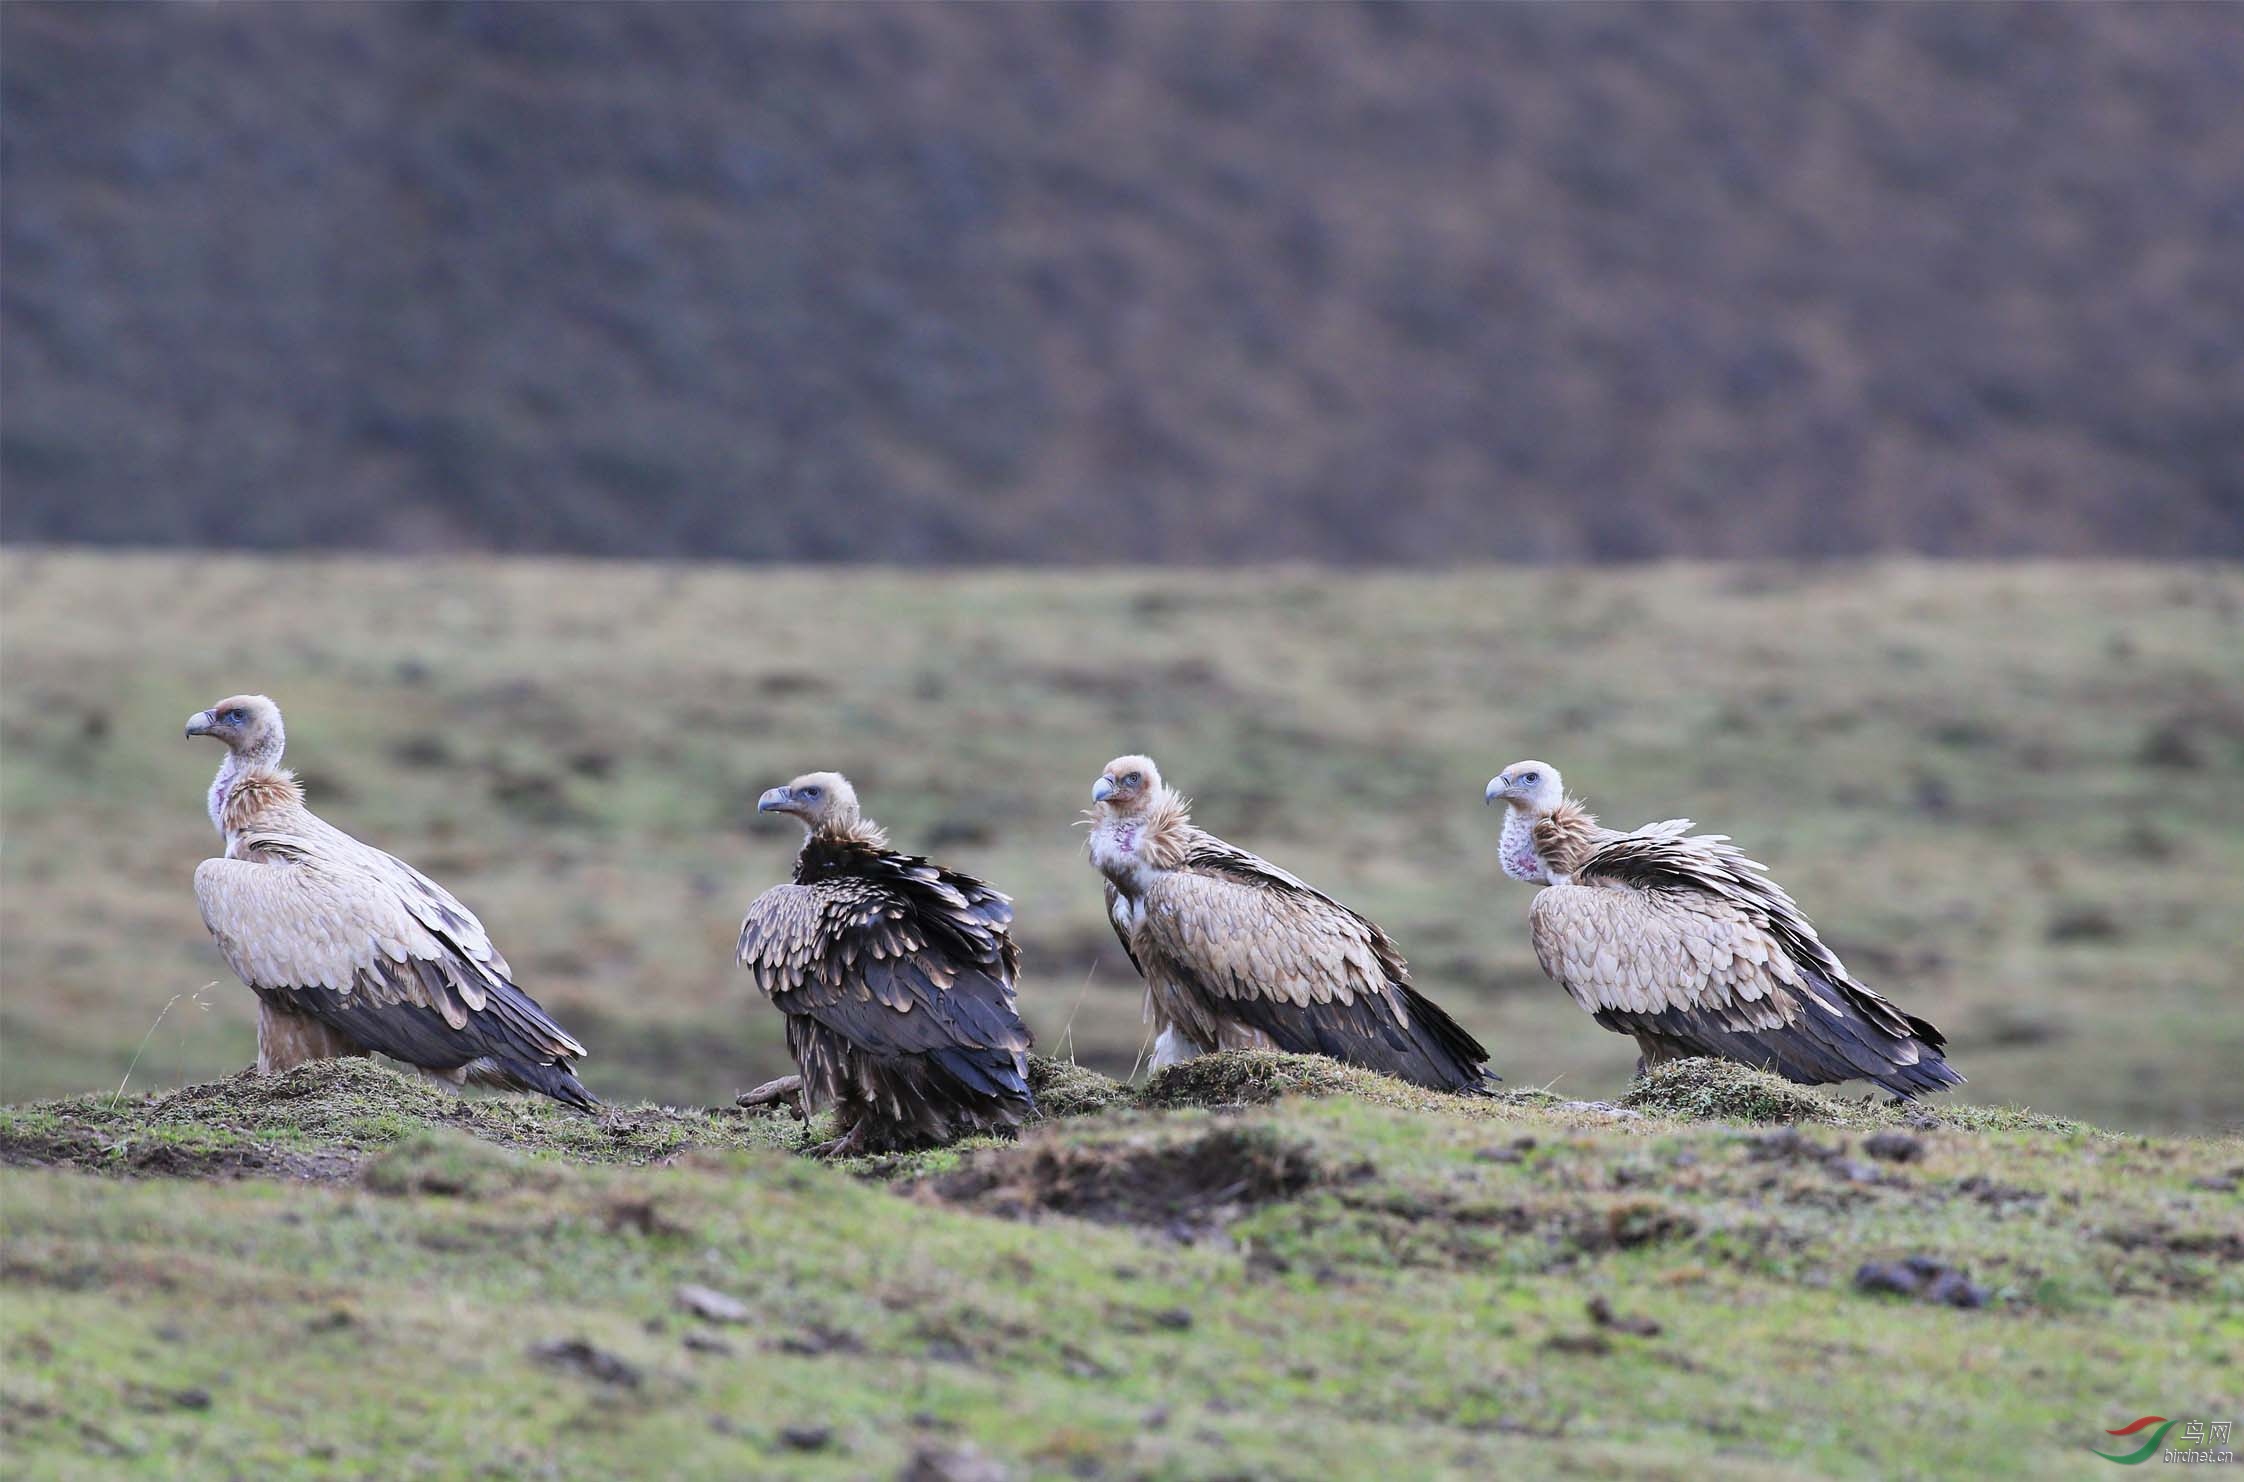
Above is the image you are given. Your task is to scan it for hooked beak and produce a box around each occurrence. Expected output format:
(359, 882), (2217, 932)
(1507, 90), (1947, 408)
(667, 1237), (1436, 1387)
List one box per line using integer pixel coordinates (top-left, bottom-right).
(1091, 776), (1116, 803)
(185, 711), (215, 739)
(756, 786), (793, 814)
(1484, 775), (1507, 805)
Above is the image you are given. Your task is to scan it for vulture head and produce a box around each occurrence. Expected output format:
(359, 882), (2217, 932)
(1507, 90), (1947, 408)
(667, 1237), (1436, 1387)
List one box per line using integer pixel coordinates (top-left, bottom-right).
(185, 694), (286, 764)
(1485, 760), (1562, 813)
(1091, 754), (1163, 814)
(758, 771), (865, 835)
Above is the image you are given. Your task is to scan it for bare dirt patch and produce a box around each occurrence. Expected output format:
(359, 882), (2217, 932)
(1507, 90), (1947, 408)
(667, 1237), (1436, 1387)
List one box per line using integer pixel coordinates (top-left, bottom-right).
(917, 1125), (1326, 1240)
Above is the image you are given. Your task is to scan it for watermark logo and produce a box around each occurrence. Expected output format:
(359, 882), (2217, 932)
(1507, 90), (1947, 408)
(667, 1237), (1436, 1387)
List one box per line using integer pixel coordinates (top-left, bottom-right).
(2095, 1417), (2236, 1466)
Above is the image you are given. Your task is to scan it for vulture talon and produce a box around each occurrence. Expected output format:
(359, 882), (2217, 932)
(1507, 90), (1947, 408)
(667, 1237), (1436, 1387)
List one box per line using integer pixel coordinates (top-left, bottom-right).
(808, 1124), (870, 1160)
(735, 1074), (805, 1114)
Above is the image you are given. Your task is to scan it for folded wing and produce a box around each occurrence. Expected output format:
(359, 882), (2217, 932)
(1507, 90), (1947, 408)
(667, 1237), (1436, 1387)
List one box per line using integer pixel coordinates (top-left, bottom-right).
(194, 821), (592, 1107)
(736, 856), (1031, 1111)
(1135, 837), (1492, 1092)
(1530, 828), (1958, 1096)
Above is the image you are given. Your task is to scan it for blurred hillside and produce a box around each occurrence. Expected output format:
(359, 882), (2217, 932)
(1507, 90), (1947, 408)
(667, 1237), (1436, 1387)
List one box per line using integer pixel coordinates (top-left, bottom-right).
(3, 2), (2241, 562)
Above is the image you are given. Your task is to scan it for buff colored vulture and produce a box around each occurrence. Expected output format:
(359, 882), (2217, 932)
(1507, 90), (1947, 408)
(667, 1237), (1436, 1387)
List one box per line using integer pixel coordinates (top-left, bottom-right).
(738, 772), (1035, 1155)
(1485, 760), (1960, 1097)
(1086, 755), (1493, 1091)
(184, 694), (596, 1108)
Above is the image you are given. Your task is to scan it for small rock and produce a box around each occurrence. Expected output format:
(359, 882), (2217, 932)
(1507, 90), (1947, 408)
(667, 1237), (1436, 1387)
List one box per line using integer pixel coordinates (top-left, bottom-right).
(676, 1284), (752, 1325)
(2047, 904), (2123, 942)
(1921, 1270), (1989, 1309)
(1826, 1158), (1883, 1184)
(1542, 1331), (1612, 1356)
(778, 1424), (833, 1452)
(901, 1442), (1012, 1482)
(683, 1332), (735, 1356)
(172, 1388), (212, 1411)
(1853, 1255), (1989, 1310)
(1747, 1127), (1831, 1162)
(529, 1338), (643, 1388)
(1585, 1295), (1662, 1337)
(1863, 1131), (1925, 1163)
(1560, 1101), (1643, 1121)
(1152, 1307), (1194, 1331)
(1854, 1261), (1921, 1298)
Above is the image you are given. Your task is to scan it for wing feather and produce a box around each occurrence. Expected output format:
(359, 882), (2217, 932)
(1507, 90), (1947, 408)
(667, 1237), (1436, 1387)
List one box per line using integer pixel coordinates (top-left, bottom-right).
(1127, 832), (1491, 1091)
(194, 827), (590, 1103)
(1529, 825), (1961, 1095)
(736, 849), (1033, 1113)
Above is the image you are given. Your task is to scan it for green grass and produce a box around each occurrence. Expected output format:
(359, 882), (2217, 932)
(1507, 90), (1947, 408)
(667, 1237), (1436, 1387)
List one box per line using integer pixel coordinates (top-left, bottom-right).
(2, 552), (2239, 1134)
(7, 554), (2239, 1475)
(3, 1055), (2238, 1479)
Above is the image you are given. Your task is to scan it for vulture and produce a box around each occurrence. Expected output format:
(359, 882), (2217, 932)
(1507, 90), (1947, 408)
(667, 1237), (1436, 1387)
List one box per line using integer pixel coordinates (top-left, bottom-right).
(1086, 755), (1494, 1092)
(737, 772), (1035, 1155)
(184, 694), (596, 1109)
(1485, 760), (1961, 1097)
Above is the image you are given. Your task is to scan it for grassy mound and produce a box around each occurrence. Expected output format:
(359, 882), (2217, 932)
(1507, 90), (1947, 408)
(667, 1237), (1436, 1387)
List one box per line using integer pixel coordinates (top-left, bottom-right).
(1619, 1059), (1859, 1125)
(1025, 1055), (1131, 1119)
(3, 1051), (2110, 1188)
(0, 1059), (802, 1179)
(1138, 1049), (1372, 1108)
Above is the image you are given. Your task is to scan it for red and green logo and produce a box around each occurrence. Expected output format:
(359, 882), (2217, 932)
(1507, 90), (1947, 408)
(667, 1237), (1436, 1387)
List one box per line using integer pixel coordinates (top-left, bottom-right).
(2095, 1417), (2178, 1465)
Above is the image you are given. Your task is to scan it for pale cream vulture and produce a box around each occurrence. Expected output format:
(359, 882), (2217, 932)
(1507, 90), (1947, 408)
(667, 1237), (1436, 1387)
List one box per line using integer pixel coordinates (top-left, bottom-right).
(1086, 755), (1493, 1091)
(1486, 760), (1960, 1097)
(185, 694), (596, 1108)
(738, 772), (1035, 1155)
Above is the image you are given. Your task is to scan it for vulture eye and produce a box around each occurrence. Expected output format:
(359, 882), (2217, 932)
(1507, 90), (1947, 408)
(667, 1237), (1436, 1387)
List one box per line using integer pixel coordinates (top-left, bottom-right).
(224, 708), (247, 724)
(1126, 772), (1142, 786)
(800, 786), (821, 799)
(1522, 772), (1539, 784)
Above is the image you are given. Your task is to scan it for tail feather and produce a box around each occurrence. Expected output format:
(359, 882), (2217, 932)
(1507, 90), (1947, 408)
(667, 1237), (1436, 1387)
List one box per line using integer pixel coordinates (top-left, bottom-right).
(468, 1055), (600, 1112)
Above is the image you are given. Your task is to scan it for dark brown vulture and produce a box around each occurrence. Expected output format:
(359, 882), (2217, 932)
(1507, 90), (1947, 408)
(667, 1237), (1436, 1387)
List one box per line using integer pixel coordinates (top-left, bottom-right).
(1486, 760), (1961, 1097)
(1085, 754), (1494, 1092)
(737, 771), (1035, 1155)
(185, 694), (597, 1109)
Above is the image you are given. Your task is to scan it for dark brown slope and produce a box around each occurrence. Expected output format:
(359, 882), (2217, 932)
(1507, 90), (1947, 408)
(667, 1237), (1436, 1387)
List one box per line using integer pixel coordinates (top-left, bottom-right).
(4, 3), (2239, 561)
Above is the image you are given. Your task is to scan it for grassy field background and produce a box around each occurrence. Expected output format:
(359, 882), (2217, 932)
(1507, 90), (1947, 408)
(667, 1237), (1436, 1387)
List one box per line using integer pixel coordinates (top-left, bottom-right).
(3, 551), (2241, 1132)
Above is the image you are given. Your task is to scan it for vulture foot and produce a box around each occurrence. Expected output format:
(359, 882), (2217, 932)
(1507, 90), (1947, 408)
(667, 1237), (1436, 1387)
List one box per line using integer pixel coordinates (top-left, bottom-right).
(735, 1075), (805, 1118)
(807, 1123), (871, 1160)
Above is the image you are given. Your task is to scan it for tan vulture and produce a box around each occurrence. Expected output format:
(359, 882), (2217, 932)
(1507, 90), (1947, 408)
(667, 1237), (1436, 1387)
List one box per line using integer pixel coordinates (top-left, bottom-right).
(1086, 755), (1494, 1091)
(1485, 760), (1961, 1097)
(184, 694), (596, 1108)
(737, 772), (1035, 1156)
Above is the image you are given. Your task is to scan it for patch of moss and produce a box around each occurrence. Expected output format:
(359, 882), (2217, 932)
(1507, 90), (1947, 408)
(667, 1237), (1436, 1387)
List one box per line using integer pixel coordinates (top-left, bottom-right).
(1138, 1050), (1382, 1109)
(2, 1059), (803, 1178)
(360, 1128), (564, 1199)
(1027, 1056), (1130, 1119)
(1618, 1059), (1855, 1126)
(1915, 1101), (2096, 1138)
